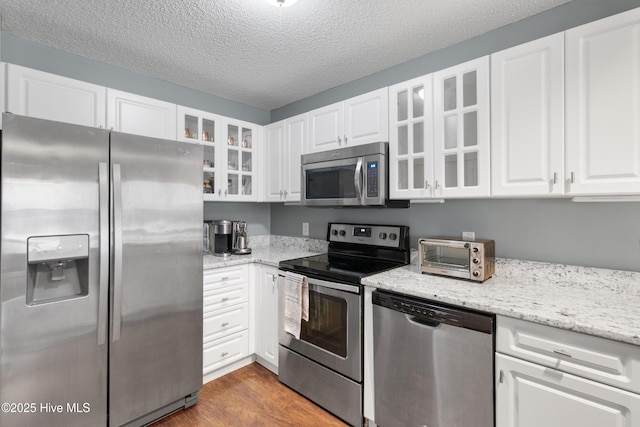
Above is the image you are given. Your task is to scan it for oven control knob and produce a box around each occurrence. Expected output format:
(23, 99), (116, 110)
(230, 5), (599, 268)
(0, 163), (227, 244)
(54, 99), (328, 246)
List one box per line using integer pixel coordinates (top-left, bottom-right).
(472, 247), (479, 253)
(339, 230), (346, 237)
(331, 229), (338, 236)
(389, 233), (398, 241)
(379, 232), (387, 239)
(473, 258), (480, 264)
(473, 271), (480, 277)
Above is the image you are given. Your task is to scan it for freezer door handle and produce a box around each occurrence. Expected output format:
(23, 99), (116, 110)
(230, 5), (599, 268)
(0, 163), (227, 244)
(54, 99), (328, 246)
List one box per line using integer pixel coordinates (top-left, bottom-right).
(98, 162), (109, 346)
(112, 163), (123, 342)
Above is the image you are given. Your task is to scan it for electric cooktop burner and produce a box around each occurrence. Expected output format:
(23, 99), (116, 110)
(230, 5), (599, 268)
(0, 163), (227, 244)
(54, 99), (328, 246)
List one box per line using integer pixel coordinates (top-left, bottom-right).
(279, 222), (410, 284)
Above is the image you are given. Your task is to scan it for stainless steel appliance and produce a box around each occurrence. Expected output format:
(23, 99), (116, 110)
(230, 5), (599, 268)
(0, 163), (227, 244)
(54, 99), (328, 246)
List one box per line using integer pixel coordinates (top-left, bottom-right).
(210, 219), (233, 257)
(231, 220), (252, 255)
(373, 290), (494, 427)
(419, 237), (495, 281)
(278, 223), (410, 427)
(0, 114), (203, 427)
(301, 141), (409, 208)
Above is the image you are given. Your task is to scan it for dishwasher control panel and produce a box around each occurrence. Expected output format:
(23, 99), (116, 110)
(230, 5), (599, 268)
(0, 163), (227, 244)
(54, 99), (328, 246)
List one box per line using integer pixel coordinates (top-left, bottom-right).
(372, 290), (493, 334)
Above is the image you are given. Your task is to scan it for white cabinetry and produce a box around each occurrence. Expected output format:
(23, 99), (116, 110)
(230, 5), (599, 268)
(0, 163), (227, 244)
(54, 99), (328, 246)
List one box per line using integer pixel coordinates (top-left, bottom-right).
(254, 265), (279, 373)
(6, 64), (106, 128)
(496, 316), (640, 427)
(566, 8), (640, 195)
(177, 106), (222, 199)
(107, 88), (177, 139)
(264, 114), (306, 202)
(433, 56), (490, 197)
(389, 74), (434, 199)
(220, 118), (259, 201)
(491, 34), (565, 196)
(308, 88), (388, 153)
(203, 265), (252, 382)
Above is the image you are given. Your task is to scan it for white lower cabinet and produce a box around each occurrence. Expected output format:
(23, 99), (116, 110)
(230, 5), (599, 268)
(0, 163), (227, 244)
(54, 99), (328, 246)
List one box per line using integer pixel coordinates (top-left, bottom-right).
(496, 316), (640, 427)
(203, 265), (252, 381)
(254, 265), (279, 373)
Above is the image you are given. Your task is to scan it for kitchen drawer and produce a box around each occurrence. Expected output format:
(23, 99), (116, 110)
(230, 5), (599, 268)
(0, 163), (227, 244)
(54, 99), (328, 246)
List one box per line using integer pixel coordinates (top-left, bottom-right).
(497, 316), (640, 393)
(203, 265), (249, 292)
(203, 330), (249, 374)
(203, 285), (248, 312)
(203, 302), (249, 342)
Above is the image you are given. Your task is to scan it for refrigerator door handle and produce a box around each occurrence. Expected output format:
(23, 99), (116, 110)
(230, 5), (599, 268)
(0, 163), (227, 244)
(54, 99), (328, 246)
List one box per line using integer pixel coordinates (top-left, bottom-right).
(98, 162), (109, 346)
(112, 163), (123, 342)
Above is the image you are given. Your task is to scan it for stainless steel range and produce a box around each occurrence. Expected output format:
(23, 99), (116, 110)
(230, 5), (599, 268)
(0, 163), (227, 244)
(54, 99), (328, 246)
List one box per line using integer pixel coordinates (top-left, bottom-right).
(278, 222), (410, 427)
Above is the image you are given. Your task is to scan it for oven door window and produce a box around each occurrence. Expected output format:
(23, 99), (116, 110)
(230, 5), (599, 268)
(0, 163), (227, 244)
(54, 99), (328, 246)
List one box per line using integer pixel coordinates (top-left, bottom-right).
(305, 165), (357, 199)
(300, 290), (348, 358)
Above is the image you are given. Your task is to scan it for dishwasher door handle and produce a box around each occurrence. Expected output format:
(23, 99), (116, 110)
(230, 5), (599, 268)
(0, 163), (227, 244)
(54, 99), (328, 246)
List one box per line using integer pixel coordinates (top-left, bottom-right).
(406, 314), (441, 328)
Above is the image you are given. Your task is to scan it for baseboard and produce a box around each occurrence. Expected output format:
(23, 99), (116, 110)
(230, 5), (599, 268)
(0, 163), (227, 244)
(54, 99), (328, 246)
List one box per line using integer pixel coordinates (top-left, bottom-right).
(203, 355), (255, 384)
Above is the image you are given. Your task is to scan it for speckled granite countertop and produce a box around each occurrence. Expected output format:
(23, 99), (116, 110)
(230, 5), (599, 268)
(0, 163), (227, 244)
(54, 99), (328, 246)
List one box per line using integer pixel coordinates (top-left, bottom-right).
(362, 256), (640, 346)
(203, 235), (326, 270)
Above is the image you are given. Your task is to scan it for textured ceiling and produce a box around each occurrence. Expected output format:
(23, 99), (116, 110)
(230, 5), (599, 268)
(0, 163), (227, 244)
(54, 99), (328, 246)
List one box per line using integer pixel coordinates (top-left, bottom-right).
(0, 0), (571, 110)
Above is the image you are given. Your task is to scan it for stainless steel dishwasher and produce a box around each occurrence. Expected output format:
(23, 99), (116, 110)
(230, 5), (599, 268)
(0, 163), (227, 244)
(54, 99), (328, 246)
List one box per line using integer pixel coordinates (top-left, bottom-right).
(372, 290), (494, 427)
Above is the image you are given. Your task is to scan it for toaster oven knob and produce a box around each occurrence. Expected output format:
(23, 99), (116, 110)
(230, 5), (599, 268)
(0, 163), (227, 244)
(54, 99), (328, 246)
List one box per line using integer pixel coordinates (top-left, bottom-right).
(473, 271), (480, 277)
(473, 258), (480, 264)
(379, 232), (387, 239)
(472, 247), (479, 253)
(389, 233), (398, 241)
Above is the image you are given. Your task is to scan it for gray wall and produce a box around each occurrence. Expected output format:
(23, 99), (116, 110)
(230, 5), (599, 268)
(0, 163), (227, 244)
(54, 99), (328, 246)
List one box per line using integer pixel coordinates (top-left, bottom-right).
(1, 34), (270, 125)
(272, 0), (640, 121)
(270, 200), (640, 272)
(204, 202), (271, 236)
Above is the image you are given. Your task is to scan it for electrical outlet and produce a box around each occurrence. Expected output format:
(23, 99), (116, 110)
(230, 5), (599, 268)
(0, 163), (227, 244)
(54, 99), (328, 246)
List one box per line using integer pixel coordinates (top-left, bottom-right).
(462, 231), (475, 241)
(302, 222), (309, 236)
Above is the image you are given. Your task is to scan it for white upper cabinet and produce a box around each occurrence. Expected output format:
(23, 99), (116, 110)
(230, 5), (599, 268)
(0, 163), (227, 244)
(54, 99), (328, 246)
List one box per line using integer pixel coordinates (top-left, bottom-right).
(433, 56), (491, 198)
(389, 74), (435, 199)
(107, 88), (177, 140)
(6, 64), (106, 128)
(491, 33), (565, 197)
(308, 88), (388, 153)
(264, 114), (306, 202)
(222, 118), (259, 201)
(177, 106), (223, 200)
(566, 8), (640, 195)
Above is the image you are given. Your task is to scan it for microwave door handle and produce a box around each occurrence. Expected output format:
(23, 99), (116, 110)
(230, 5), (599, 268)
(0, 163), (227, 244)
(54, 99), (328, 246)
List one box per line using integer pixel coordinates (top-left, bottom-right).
(354, 158), (364, 204)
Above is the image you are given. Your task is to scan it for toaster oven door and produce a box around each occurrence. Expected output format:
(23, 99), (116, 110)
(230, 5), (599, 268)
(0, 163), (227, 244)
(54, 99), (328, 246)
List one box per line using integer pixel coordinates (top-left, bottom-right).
(420, 240), (472, 279)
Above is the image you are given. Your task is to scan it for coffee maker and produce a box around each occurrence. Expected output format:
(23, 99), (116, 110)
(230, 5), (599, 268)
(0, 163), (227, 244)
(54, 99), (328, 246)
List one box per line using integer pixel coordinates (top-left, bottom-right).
(209, 220), (233, 257)
(232, 220), (252, 255)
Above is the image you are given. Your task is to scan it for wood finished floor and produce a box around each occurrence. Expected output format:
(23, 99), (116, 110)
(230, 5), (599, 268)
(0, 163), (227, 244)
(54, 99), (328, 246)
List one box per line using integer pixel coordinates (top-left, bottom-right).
(152, 363), (349, 426)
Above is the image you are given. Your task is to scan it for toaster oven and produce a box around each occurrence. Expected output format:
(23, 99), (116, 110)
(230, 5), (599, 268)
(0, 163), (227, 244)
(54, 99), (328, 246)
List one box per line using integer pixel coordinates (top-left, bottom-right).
(418, 237), (495, 281)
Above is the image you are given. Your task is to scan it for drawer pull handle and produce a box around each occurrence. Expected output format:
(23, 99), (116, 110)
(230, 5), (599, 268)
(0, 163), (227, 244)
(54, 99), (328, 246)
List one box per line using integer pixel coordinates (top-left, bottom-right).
(553, 349), (572, 358)
(221, 297), (230, 302)
(221, 322), (229, 327)
(221, 351), (229, 357)
(221, 276), (230, 281)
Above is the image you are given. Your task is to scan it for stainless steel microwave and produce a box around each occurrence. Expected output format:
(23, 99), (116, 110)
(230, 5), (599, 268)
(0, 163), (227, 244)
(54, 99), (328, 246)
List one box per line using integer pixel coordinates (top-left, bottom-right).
(301, 142), (409, 208)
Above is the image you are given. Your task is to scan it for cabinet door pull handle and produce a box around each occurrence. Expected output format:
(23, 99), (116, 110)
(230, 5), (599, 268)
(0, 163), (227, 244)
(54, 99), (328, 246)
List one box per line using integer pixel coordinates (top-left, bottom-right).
(279, 190), (283, 198)
(344, 136), (348, 145)
(499, 370), (505, 383)
(218, 189), (222, 197)
(425, 180), (430, 189)
(553, 349), (572, 358)
(338, 136), (342, 146)
(221, 276), (230, 280)
(553, 172), (558, 184)
(284, 189), (288, 199)
(221, 322), (229, 327)
(434, 180), (440, 190)
(221, 351), (229, 357)
(221, 297), (230, 302)
(224, 189), (228, 197)
(570, 172), (575, 184)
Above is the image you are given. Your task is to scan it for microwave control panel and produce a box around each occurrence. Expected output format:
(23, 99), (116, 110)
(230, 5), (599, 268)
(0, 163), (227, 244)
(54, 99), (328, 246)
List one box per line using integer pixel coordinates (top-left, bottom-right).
(366, 161), (379, 197)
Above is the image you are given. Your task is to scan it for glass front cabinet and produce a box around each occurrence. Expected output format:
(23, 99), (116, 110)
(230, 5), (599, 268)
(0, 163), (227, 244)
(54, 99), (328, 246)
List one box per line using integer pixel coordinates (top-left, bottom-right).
(389, 74), (434, 199)
(177, 107), (258, 201)
(433, 56), (490, 198)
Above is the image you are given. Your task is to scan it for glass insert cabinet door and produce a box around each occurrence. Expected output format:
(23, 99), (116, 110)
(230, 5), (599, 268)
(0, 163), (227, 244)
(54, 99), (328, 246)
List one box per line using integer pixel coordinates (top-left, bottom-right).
(389, 75), (434, 199)
(224, 120), (257, 200)
(433, 56), (490, 198)
(177, 107), (221, 200)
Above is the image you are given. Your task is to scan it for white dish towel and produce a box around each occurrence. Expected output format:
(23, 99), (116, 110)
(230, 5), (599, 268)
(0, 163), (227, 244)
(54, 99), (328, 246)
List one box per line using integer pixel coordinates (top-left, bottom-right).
(283, 271), (309, 339)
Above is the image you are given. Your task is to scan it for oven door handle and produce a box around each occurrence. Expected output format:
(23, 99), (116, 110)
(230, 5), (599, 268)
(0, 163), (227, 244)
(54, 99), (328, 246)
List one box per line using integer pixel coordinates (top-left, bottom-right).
(278, 273), (361, 295)
(419, 239), (470, 250)
(354, 157), (364, 204)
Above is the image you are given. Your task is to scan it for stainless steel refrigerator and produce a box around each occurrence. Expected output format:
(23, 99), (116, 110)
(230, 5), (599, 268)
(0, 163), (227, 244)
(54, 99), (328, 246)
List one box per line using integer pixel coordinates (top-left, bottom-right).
(0, 114), (203, 426)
